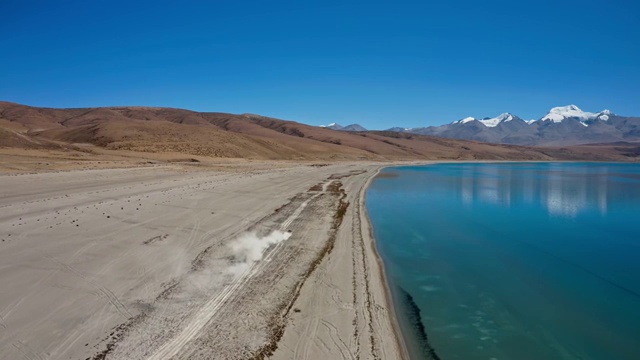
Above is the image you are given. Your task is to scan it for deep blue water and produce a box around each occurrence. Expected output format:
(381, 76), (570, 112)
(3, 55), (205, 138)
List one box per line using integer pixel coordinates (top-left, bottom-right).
(366, 163), (640, 360)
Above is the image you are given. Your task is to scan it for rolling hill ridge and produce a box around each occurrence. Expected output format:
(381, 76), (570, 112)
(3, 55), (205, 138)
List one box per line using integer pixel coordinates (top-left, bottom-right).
(1, 101), (638, 163)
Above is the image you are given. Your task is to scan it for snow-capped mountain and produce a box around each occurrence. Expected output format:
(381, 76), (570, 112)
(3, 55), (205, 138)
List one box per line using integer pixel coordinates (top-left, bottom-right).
(386, 126), (413, 132)
(452, 113), (519, 128)
(539, 105), (611, 125)
(480, 113), (518, 127)
(320, 122), (343, 130)
(320, 123), (368, 132)
(452, 116), (477, 125)
(388, 105), (640, 146)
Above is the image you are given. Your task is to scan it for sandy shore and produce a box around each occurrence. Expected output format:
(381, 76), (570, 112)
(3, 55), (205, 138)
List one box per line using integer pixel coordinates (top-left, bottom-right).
(0, 162), (406, 360)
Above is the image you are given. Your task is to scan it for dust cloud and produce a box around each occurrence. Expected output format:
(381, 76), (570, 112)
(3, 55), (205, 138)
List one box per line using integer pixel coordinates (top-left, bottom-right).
(227, 230), (292, 276)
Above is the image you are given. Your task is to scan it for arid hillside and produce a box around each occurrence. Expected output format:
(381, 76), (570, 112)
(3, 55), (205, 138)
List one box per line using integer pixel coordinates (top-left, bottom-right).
(1, 101), (638, 167)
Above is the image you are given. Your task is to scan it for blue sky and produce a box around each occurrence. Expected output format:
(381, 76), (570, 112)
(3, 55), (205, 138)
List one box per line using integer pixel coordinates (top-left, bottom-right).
(1, 0), (638, 128)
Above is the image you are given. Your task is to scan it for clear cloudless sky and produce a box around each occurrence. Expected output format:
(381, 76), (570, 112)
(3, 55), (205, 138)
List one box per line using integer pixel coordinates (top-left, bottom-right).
(1, 0), (639, 128)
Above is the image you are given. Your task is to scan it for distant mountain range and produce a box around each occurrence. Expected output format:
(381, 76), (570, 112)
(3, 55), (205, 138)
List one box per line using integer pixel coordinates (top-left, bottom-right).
(4, 100), (611, 162)
(320, 123), (368, 132)
(379, 105), (640, 146)
(2, 101), (638, 162)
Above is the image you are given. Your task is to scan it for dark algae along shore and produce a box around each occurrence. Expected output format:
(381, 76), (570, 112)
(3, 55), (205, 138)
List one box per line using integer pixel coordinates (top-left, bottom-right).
(396, 287), (442, 360)
(366, 163), (640, 360)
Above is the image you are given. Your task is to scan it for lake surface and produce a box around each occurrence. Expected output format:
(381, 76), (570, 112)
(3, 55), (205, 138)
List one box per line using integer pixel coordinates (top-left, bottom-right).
(366, 163), (640, 360)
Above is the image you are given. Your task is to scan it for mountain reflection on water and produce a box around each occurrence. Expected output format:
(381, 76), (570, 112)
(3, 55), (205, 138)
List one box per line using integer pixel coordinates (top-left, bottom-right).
(399, 162), (640, 217)
(367, 162), (640, 360)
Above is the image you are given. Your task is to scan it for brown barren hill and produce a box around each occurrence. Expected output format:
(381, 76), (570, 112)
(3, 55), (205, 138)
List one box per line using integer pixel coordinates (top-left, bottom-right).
(1, 101), (638, 165)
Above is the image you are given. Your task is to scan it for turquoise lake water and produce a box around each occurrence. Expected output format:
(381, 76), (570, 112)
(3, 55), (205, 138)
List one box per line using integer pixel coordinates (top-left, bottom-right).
(366, 163), (640, 360)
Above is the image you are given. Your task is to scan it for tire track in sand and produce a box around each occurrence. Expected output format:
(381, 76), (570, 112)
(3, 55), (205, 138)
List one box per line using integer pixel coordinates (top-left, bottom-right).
(352, 172), (380, 359)
(146, 184), (328, 360)
(44, 255), (133, 320)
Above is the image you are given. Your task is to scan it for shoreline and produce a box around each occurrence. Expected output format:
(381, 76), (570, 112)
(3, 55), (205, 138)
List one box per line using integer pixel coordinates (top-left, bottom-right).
(359, 165), (412, 359)
(365, 162), (449, 360)
(269, 164), (409, 359)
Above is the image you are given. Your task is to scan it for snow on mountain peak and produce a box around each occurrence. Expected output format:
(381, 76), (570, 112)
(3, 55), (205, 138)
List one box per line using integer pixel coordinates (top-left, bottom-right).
(563, 105), (581, 111)
(319, 122), (343, 130)
(541, 105), (613, 124)
(449, 106), (613, 127)
(479, 113), (514, 127)
(452, 117), (477, 125)
(452, 113), (516, 127)
(597, 109), (613, 121)
(542, 105), (597, 123)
